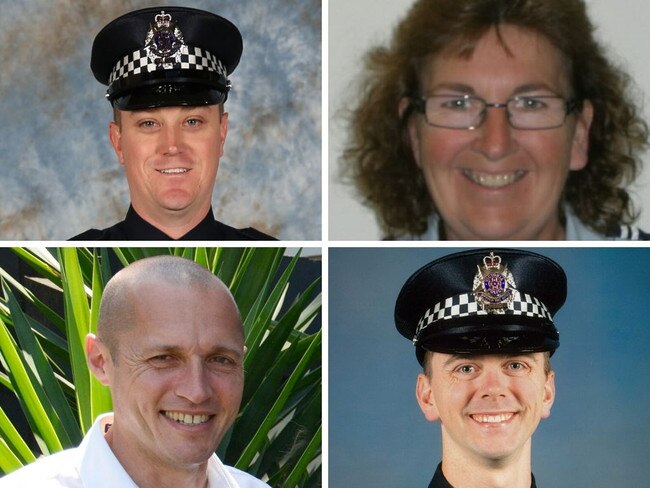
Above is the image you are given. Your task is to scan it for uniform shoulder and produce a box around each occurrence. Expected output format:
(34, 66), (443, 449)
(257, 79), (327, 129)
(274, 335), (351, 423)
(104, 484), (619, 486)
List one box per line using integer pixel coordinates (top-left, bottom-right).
(235, 226), (278, 241)
(69, 222), (126, 241)
(213, 220), (277, 240)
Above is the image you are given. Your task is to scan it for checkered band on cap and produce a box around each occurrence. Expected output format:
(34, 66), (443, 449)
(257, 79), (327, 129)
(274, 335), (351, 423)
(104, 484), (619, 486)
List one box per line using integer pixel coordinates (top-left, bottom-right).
(414, 291), (552, 342)
(108, 45), (227, 85)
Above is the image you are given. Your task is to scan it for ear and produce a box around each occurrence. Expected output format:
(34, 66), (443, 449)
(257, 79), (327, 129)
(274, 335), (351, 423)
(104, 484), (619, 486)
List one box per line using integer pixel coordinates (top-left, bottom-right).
(86, 333), (113, 387)
(399, 97), (422, 168)
(416, 373), (440, 422)
(109, 121), (125, 165)
(540, 370), (556, 419)
(569, 99), (593, 171)
(218, 111), (229, 158)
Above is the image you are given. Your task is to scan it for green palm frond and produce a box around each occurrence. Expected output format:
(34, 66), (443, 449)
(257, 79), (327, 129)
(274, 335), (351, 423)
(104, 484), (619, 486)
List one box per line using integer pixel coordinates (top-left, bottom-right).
(0, 247), (321, 487)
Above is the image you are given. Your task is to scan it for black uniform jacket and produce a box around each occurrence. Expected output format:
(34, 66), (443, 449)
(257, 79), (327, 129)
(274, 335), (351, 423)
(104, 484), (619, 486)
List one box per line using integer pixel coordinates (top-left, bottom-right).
(70, 206), (276, 241)
(428, 463), (537, 488)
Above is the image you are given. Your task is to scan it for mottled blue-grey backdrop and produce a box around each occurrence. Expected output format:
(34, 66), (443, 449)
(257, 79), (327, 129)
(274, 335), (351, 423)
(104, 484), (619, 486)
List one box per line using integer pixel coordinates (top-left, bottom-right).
(0, 0), (321, 240)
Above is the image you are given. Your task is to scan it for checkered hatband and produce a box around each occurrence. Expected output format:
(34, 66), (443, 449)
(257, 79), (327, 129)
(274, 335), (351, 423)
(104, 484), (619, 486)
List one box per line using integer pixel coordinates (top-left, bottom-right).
(108, 45), (228, 86)
(414, 291), (552, 343)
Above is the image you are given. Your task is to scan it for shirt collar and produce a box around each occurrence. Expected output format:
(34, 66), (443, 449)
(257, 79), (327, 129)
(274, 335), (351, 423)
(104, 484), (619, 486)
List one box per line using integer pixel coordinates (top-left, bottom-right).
(428, 462), (537, 488)
(123, 205), (219, 240)
(78, 413), (138, 487)
(78, 413), (243, 488)
(402, 205), (607, 241)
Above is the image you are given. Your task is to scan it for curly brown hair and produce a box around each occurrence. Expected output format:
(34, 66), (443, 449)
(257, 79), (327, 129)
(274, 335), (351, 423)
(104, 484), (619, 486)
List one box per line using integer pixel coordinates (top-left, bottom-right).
(342, 0), (648, 238)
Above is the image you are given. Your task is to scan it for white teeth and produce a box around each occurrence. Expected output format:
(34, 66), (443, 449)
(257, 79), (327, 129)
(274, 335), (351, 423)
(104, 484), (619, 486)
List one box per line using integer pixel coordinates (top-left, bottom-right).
(159, 168), (189, 174)
(164, 411), (210, 425)
(463, 170), (525, 188)
(472, 413), (513, 423)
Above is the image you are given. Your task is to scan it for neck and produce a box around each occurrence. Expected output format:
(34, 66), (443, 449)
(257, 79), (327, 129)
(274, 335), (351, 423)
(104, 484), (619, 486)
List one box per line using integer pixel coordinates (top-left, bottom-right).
(440, 436), (533, 488)
(105, 420), (209, 488)
(131, 201), (210, 239)
(442, 215), (565, 240)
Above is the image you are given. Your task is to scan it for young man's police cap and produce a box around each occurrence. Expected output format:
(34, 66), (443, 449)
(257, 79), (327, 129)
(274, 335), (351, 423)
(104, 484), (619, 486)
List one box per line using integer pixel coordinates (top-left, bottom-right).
(91, 6), (242, 110)
(395, 249), (566, 365)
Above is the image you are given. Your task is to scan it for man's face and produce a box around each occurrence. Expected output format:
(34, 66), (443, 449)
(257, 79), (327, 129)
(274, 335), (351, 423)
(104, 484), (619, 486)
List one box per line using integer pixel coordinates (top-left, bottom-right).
(95, 280), (244, 471)
(406, 25), (593, 240)
(109, 105), (228, 223)
(416, 353), (555, 464)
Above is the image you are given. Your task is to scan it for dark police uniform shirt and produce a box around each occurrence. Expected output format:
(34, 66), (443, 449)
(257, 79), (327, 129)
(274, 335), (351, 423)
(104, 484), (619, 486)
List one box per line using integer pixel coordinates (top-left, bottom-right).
(70, 206), (275, 241)
(428, 463), (537, 488)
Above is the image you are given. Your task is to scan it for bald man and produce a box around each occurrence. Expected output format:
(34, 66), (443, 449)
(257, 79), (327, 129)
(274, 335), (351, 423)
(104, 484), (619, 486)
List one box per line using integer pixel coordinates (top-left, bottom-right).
(0, 256), (269, 488)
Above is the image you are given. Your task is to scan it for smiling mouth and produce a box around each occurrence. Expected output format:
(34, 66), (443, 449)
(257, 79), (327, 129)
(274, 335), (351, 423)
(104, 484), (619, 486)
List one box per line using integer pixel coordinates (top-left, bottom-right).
(157, 168), (190, 175)
(471, 413), (514, 424)
(163, 411), (213, 425)
(462, 170), (526, 188)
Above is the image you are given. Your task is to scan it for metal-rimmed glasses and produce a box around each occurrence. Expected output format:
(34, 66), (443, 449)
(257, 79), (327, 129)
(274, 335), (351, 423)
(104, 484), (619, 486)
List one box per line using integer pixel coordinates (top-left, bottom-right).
(409, 94), (582, 130)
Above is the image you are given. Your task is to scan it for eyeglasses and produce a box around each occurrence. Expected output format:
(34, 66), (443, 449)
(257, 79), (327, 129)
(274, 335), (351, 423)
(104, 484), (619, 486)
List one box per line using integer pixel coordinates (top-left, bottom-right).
(409, 94), (581, 130)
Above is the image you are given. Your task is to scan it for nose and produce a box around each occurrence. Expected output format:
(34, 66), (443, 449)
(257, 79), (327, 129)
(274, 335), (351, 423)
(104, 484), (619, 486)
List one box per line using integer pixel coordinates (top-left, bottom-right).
(472, 106), (516, 161)
(175, 360), (212, 404)
(159, 125), (183, 156)
(478, 367), (508, 400)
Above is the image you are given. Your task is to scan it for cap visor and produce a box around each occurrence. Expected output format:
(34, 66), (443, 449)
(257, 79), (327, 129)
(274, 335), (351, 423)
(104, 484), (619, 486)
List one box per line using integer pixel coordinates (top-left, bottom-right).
(112, 83), (227, 110)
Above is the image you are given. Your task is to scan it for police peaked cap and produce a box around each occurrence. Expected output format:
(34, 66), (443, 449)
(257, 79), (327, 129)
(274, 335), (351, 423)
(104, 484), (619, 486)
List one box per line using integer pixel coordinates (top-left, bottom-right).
(395, 249), (566, 365)
(91, 6), (242, 110)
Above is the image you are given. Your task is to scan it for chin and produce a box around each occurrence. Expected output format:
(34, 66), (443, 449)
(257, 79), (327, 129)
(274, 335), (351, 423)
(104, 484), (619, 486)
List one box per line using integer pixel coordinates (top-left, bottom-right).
(447, 221), (527, 240)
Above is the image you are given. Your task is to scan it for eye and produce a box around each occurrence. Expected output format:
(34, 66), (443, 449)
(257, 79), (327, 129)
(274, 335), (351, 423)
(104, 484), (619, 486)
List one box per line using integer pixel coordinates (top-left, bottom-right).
(138, 119), (158, 129)
(505, 361), (529, 374)
(456, 364), (475, 375)
(210, 355), (231, 364)
(440, 97), (473, 111)
(207, 355), (239, 368)
(149, 354), (176, 366)
(185, 117), (204, 127)
(514, 97), (547, 110)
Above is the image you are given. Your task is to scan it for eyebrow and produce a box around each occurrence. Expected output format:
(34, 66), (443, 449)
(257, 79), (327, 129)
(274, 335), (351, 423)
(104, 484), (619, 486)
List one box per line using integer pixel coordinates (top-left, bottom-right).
(426, 83), (475, 96)
(126, 106), (212, 117)
(426, 82), (560, 97)
(442, 352), (539, 368)
(144, 344), (244, 359)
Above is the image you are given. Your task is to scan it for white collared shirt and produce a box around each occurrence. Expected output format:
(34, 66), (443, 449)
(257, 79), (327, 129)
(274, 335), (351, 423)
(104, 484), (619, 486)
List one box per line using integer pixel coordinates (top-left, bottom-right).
(0, 413), (269, 488)
(401, 206), (613, 240)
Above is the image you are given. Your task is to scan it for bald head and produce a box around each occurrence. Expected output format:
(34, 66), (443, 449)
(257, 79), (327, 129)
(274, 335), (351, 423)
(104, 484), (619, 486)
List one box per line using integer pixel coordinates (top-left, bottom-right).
(97, 256), (241, 356)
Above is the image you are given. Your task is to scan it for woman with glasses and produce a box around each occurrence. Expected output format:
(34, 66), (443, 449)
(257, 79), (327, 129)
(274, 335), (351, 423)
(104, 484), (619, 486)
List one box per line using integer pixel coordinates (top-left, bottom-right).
(341, 0), (649, 240)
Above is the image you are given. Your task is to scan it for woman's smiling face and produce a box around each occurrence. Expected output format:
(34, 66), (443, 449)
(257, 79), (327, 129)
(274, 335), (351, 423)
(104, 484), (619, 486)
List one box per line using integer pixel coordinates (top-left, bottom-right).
(407, 24), (593, 240)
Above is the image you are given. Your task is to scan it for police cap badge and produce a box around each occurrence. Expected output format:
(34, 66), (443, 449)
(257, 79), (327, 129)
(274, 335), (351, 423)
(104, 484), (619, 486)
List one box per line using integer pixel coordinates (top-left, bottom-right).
(91, 6), (242, 110)
(395, 249), (566, 365)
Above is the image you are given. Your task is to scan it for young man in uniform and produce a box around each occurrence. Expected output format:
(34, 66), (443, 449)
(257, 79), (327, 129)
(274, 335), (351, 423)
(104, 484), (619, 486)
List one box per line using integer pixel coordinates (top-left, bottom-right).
(395, 249), (565, 487)
(72, 7), (274, 240)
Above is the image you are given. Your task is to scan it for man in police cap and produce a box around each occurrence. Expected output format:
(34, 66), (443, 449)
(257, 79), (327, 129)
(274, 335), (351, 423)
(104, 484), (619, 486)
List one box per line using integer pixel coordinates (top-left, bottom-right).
(71, 7), (274, 240)
(395, 249), (565, 488)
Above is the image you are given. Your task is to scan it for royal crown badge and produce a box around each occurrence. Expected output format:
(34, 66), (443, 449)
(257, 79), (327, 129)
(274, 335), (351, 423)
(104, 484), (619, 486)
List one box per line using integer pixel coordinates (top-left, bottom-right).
(145, 11), (185, 67)
(472, 252), (517, 312)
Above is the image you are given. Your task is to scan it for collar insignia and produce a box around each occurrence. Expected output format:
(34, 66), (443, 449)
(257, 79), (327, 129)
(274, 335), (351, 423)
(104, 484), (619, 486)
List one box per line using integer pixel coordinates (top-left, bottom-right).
(145, 11), (185, 67)
(472, 252), (516, 312)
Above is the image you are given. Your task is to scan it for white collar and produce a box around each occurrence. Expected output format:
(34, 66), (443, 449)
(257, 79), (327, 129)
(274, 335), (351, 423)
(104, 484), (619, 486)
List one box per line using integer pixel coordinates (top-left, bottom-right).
(404, 206), (607, 240)
(78, 413), (244, 488)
